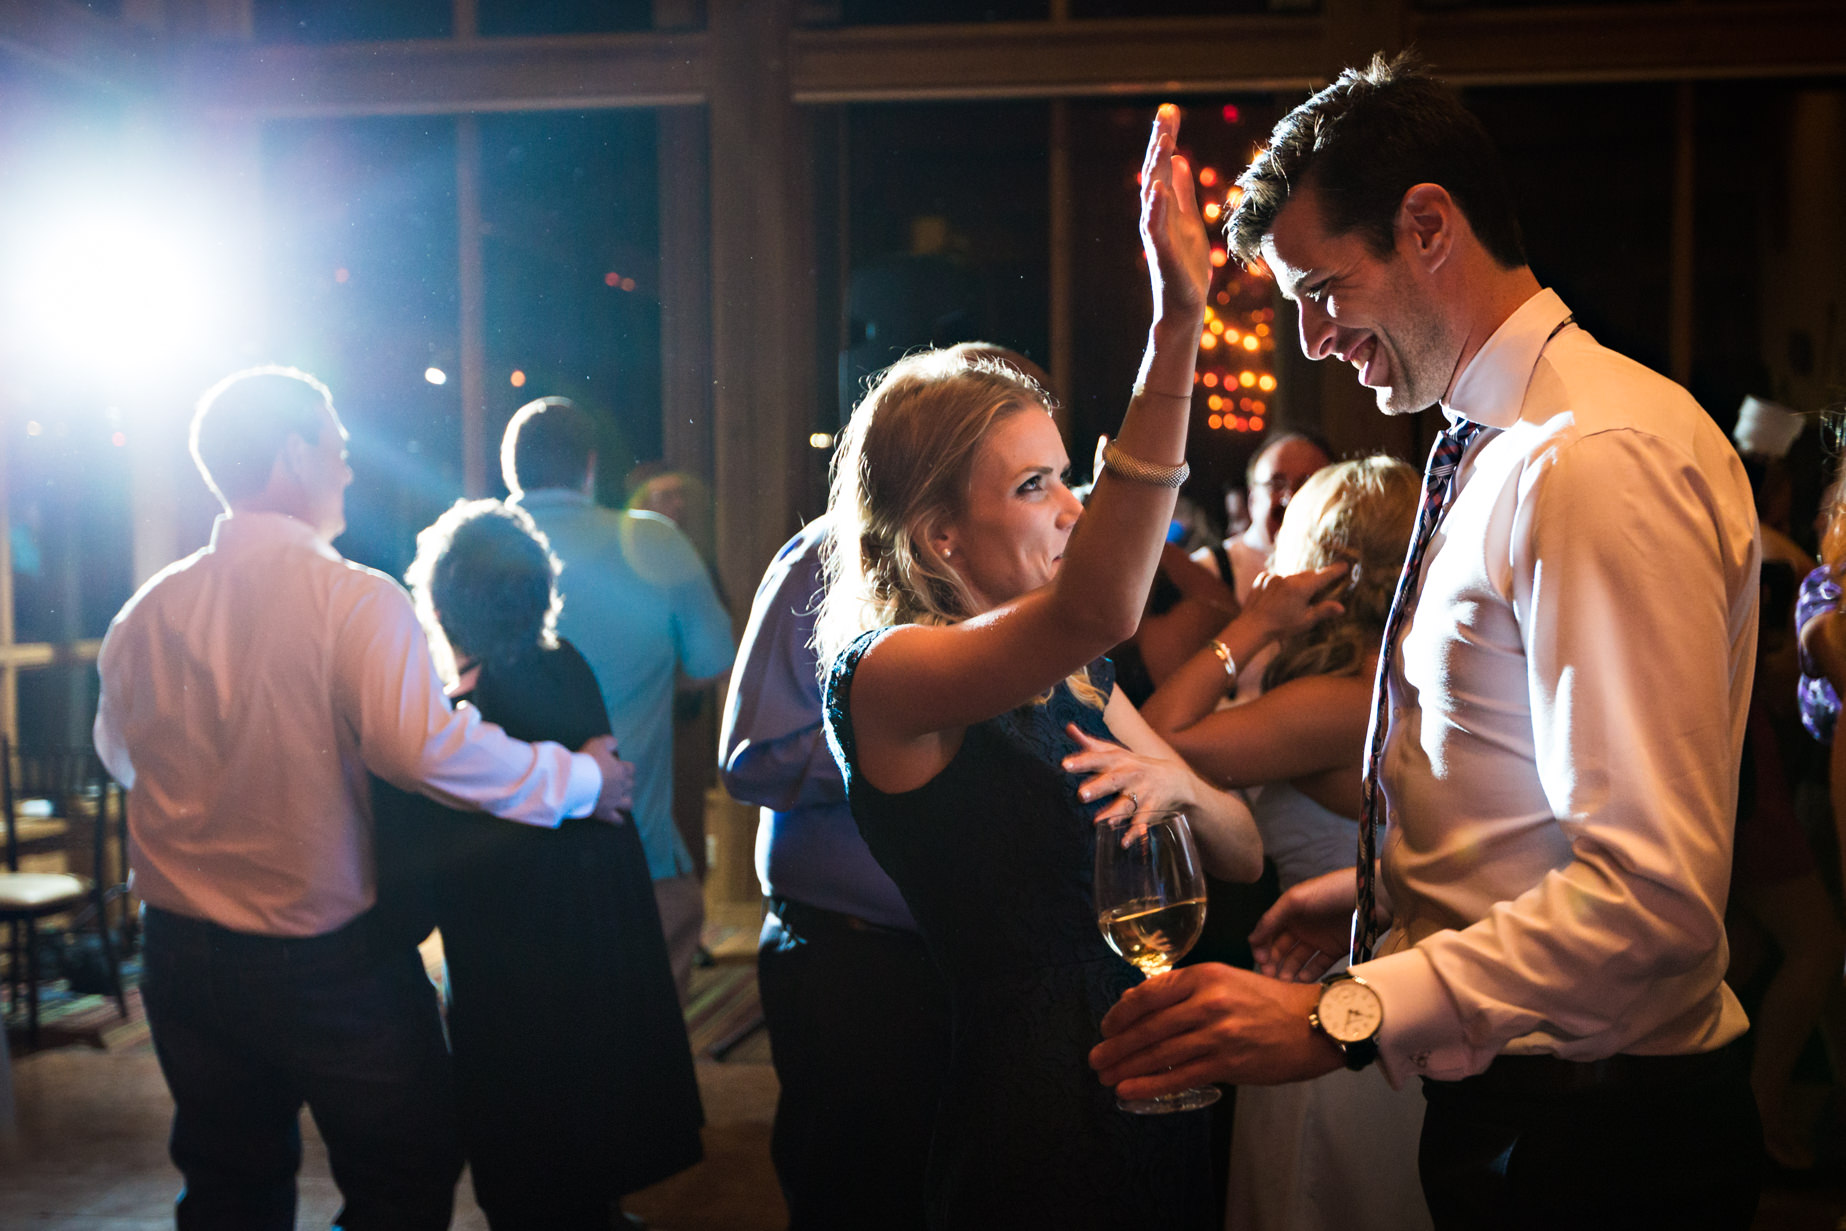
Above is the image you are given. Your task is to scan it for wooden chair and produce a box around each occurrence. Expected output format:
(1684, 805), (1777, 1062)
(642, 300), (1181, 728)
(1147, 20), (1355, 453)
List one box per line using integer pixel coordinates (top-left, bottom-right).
(0, 736), (129, 1046)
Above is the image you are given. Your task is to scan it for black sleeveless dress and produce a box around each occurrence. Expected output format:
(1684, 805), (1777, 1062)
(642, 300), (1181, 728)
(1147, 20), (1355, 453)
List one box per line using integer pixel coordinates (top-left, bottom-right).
(824, 629), (1212, 1231)
(373, 639), (703, 1226)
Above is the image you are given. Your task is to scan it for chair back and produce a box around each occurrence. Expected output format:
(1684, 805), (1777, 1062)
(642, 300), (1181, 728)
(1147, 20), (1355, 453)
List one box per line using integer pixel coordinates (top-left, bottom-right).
(2, 736), (123, 882)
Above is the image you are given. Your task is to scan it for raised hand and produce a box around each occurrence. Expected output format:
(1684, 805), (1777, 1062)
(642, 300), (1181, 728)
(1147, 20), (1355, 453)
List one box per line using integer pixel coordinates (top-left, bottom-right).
(1238, 561), (1352, 644)
(1139, 103), (1212, 327)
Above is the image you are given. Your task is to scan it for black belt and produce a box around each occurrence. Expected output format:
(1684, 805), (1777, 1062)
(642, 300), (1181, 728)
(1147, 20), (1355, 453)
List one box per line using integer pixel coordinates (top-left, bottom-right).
(1430, 1037), (1746, 1099)
(768, 895), (918, 941)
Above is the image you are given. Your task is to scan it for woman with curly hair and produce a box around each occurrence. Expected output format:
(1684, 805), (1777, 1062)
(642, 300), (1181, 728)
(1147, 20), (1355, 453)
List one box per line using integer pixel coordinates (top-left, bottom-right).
(387, 498), (702, 1230)
(1141, 455), (1433, 1231)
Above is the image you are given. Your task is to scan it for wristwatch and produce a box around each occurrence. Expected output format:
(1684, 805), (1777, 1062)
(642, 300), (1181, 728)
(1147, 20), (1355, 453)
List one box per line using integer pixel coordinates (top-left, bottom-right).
(1309, 973), (1383, 1071)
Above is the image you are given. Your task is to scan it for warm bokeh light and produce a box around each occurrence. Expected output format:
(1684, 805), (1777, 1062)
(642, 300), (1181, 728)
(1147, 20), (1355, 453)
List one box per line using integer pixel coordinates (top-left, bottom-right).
(1202, 372), (1219, 388)
(1198, 167), (1219, 188)
(1208, 413), (1222, 430)
(510, 369), (527, 387)
(605, 271), (621, 287)
(1207, 395), (1223, 410)
(424, 367), (448, 385)
(1203, 202), (1221, 222)
(1199, 333), (1218, 350)
(1242, 334), (1259, 351)
(1208, 319), (1225, 335)
(1258, 374), (1276, 392)
(1209, 248), (1228, 268)
(1221, 104), (1241, 125)
(1239, 371), (1256, 388)
(621, 277), (636, 292)
(1250, 416), (1265, 431)
(809, 432), (834, 449)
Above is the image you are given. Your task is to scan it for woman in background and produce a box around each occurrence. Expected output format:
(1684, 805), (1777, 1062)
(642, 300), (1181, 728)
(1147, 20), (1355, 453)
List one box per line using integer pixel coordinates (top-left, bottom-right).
(393, 499), (703, 1230)
(1139, 456), (1432, 1231)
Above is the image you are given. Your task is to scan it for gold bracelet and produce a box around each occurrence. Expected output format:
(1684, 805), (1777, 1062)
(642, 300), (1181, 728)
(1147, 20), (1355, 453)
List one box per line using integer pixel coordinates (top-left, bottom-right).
(1101, 439), (1190, 489)
(1138, 387), (1195, 401)
(1208, 638), (1239, 693)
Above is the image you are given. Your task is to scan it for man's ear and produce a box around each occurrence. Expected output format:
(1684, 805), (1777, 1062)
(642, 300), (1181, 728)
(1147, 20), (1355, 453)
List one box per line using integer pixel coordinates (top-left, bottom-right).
(278, 432), (313, 484)
(1396, 183), (1457, 273)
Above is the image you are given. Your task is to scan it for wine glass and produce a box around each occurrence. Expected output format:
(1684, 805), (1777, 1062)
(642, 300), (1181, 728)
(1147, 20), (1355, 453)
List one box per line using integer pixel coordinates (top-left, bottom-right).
(1094, 807), (1221, 1114)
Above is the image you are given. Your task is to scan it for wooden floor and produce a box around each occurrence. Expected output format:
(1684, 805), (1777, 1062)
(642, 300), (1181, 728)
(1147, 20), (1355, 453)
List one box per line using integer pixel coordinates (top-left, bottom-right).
(0, 1048), (784, 1230)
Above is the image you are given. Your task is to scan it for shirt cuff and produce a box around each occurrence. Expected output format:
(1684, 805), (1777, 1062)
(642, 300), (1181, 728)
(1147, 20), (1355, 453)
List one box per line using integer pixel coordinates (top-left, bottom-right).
(563, 752), (604, 820)
(1351, 946), (1487, 1087)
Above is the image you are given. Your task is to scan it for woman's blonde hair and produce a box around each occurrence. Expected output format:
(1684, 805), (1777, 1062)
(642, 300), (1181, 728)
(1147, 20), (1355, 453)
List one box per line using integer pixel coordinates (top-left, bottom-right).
(1263, 454), (1418, 690)
(815, 345), (1105, 708)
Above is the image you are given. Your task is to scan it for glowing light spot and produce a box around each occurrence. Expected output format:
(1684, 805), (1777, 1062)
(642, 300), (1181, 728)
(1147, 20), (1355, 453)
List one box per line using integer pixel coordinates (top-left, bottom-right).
(1250, 416), (1264, 431)
(1199, 333), (1218, 350)
(809, 432), (834, 449)
(1208, 319), (1225, 335)
(1209, 248), (1228, 268)
(1239, 371), (1256, 388)
(510, 370), (527, 387)
(1208, 413), (1223, 430)
(1221, 104), (1241, 124)
(1202, 372), (1219, 388)
(1207, 395), (1223, 411)
(605, 272), (621, 287)
(1215, 291), (1230, 305)
(1250, 399), (1265, 414)
(1242, 334), (1259, 351)
(1232, 415), (1247, 431)
(1225, 328), (1240, 343)
(1255, 323), (1270, 337)
(621, 277), (636, 292)
(1258, 374), (1276, 392)
(1203, 202), (1221, 222)
(1198, 167), (1219, 188)
(424, 367), (447, 385)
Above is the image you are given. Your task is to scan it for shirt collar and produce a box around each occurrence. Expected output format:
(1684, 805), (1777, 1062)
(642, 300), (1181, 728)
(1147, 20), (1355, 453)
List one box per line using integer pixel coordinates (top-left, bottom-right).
(209, 510), (343, 562)
(510, 488), (592, 510)
(1441, 286), (1573, 430)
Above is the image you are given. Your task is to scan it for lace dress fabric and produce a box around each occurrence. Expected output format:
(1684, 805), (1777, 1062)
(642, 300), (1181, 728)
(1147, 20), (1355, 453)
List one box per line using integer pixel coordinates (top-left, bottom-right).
(824, 629), (1212, 1231)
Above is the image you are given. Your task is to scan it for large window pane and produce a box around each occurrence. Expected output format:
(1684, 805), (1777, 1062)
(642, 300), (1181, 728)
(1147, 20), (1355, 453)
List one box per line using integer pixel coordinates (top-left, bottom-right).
(839, 101), (1050, 420)
(261, 116), (461, 579)
(477, 111), (663, 505)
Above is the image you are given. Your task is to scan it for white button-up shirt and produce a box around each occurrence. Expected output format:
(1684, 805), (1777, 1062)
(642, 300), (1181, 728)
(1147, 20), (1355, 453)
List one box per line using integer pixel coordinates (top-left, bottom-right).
(94, 511), (603, 937)
(1354, 289), (1759, 1083)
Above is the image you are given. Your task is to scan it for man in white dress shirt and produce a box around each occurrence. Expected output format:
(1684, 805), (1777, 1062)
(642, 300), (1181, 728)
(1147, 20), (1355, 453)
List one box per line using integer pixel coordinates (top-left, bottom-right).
(94, 367), (633, 1230)
(1091, 55), (1764, 1226)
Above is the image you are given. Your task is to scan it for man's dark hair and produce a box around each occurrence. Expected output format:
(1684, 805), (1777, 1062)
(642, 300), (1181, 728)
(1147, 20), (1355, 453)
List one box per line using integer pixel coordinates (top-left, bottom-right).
(1226, 51), (1526, 272)
(406, 499), (560, 674)
(501, 396), (596, 495)
(189, 366), (334, 504)
(1245, 427), (1336, 490)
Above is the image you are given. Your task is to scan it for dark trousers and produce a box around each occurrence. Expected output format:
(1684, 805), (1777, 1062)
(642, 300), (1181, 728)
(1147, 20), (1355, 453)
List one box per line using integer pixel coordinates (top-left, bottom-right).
(139, 905), (462, 1231)
(1418, 1041), (1764, 1230)
(758, 898), (951, 1231)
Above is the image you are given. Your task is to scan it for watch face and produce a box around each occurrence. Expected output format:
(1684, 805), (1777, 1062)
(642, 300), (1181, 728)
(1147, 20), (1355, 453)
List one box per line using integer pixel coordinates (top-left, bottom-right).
(1319, 980), (1383, 1044)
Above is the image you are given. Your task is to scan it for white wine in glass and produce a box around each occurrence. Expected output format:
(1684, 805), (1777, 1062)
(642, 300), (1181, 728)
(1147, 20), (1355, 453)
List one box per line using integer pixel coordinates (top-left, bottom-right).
(1094, 808), (1222, 1114)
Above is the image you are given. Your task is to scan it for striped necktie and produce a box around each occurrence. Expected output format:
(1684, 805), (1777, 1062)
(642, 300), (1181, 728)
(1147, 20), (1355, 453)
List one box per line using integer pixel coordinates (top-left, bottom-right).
(1350, 416), (1485, 965)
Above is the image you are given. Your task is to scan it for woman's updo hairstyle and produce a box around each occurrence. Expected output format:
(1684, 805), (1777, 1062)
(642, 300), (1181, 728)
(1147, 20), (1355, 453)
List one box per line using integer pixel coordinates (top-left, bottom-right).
(1263, 454), (1418, 690)
(405, 498), (563, 682)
